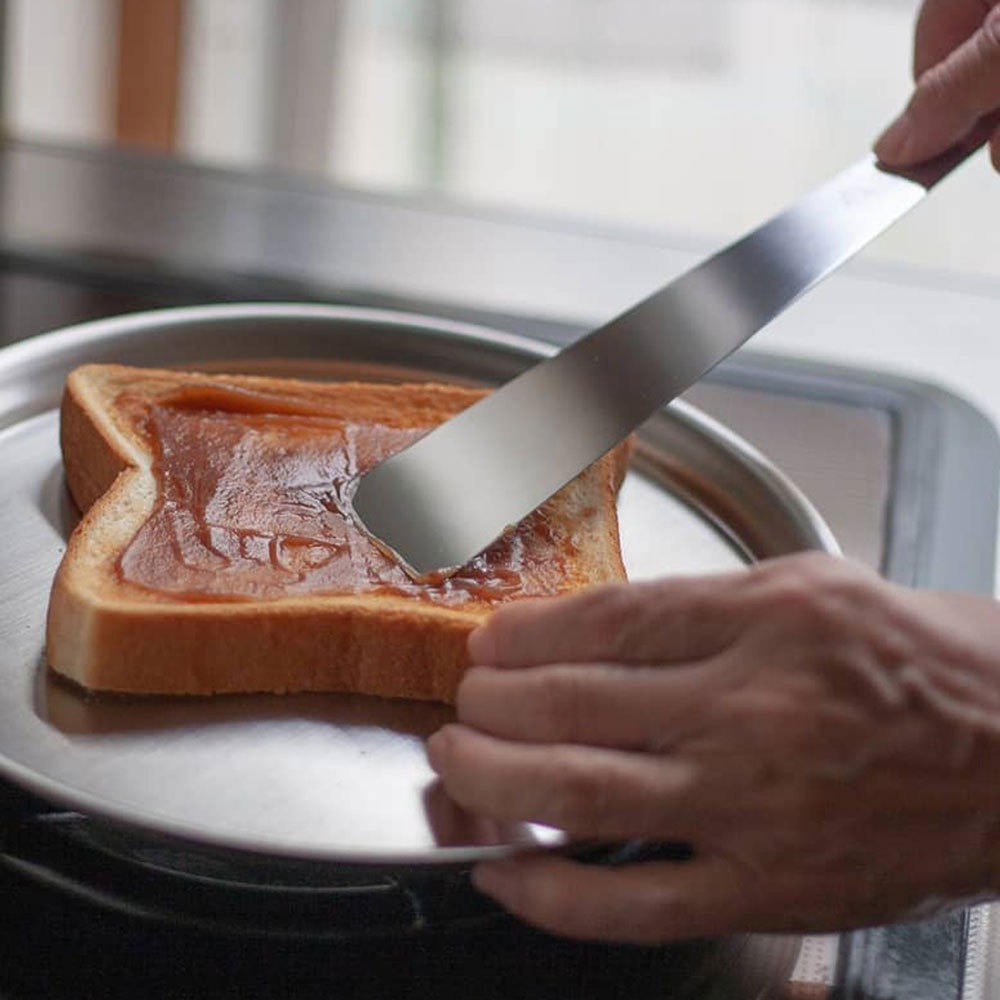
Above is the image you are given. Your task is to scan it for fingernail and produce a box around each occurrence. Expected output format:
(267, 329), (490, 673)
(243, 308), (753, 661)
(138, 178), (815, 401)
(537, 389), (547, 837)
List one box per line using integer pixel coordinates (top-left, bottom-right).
(874, 112), (913, 164)
(471, 860), (508, 894)
(425, 726), (452, 774)
(467, 625), (497, 666)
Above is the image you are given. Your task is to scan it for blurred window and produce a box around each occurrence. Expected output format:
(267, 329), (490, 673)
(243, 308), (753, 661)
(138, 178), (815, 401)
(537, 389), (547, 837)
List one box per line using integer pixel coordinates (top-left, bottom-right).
(4, 0), (1000, 281)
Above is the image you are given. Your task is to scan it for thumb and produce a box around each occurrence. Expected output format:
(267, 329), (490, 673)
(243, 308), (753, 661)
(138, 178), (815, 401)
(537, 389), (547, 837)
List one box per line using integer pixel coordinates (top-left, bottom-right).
(876, 5), (1000, 165)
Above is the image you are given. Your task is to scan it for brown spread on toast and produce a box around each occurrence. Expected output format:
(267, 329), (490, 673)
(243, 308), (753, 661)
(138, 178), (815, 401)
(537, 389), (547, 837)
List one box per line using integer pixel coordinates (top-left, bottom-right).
(115, 386), (573, 605)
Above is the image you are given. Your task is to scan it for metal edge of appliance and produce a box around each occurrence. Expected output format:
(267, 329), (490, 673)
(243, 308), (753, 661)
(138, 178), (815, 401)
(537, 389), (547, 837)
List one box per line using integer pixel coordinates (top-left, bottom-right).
(0, 302), (838, 873)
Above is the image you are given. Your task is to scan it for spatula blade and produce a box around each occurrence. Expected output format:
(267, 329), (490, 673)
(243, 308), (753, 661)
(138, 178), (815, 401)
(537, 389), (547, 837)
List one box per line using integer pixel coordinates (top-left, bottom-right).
(352, 151), (970, 577)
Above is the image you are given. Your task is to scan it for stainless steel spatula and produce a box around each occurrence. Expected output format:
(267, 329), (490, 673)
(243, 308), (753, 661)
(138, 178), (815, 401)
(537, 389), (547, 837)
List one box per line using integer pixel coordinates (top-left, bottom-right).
(352, 150), (973, 577)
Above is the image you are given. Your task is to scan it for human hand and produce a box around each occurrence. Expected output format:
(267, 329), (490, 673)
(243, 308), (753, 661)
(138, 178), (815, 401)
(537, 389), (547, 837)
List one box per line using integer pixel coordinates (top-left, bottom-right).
(427, 553), (1000, 942)
(875, 0), (1000, 170)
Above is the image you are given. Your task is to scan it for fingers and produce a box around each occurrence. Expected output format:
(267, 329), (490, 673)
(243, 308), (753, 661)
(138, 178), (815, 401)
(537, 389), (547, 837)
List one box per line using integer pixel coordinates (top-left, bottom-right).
(471, 853), (746, 942)
(468, 572), (748, 670)
(469, 852), (866, 942)
(422, 779), (538, 849)
(911, 0), (996, 77)
(426, 724), (703, 841)
(876, 3), (1000, 165)
(468, 553), (873, 677)
(455, 660), (727, 749)
(469, 849), (926, 942)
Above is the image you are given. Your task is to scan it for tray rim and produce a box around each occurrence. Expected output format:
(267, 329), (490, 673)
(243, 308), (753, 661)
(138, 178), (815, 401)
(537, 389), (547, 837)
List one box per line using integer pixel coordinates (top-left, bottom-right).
(0, 302), (838, 866)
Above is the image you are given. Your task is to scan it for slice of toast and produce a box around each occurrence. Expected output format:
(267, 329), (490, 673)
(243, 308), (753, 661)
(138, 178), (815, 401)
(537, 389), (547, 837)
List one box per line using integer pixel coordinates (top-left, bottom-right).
(46, 364), (629, 703)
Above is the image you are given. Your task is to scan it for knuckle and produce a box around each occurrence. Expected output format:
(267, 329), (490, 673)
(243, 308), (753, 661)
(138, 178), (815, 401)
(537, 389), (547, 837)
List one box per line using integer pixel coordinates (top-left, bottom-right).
(545, 751), (617, 832)
(527, 889), (603, 938)
(636, 887), (701, 937)
(751, 551), (827, 590)
(480, 601), (534, 650)
(586, 583), (645, 646)
(782, 794), (840, 853)
(490, 867), (577, 930)
(982, 6), (1000, 55)
(529, 667), (589, 740)
(481, 861), (629, 943)
(756, 554), (874, 631)
(913, 63), (956, 110)
(538, 880), (700, 942)
(909, 66), (974, 126)
(454, 665), (492, 714)
(913, 11), (1000, 118)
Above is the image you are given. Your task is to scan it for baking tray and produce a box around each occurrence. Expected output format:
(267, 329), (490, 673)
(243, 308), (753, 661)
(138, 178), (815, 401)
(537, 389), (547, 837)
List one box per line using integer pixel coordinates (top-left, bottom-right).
(0, 303), (837, 866)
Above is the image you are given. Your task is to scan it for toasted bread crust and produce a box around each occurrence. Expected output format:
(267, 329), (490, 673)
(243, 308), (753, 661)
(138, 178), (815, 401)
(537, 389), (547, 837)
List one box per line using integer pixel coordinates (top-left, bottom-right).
(47, 364), (629, 702)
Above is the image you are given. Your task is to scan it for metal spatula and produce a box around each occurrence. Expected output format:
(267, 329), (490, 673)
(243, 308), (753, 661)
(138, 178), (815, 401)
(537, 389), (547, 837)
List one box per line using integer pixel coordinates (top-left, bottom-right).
(352, 149), (974, 578)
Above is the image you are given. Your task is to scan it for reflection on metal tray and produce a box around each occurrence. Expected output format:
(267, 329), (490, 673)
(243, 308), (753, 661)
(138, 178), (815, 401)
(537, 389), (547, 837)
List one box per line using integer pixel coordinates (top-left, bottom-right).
(0, 303), (835, 868)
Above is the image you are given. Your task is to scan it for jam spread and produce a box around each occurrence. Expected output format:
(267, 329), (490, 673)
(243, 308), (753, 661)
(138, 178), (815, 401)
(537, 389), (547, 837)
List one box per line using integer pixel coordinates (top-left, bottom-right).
(115, 385), (573, 605)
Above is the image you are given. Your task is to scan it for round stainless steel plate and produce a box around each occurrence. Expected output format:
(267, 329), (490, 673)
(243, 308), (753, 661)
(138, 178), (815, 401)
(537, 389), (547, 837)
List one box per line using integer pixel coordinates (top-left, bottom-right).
(0, 304), (837, 865)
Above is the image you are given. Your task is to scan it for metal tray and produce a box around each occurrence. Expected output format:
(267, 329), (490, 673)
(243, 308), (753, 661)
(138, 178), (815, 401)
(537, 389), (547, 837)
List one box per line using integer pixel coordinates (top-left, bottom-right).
(0, 303), (837, 866)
